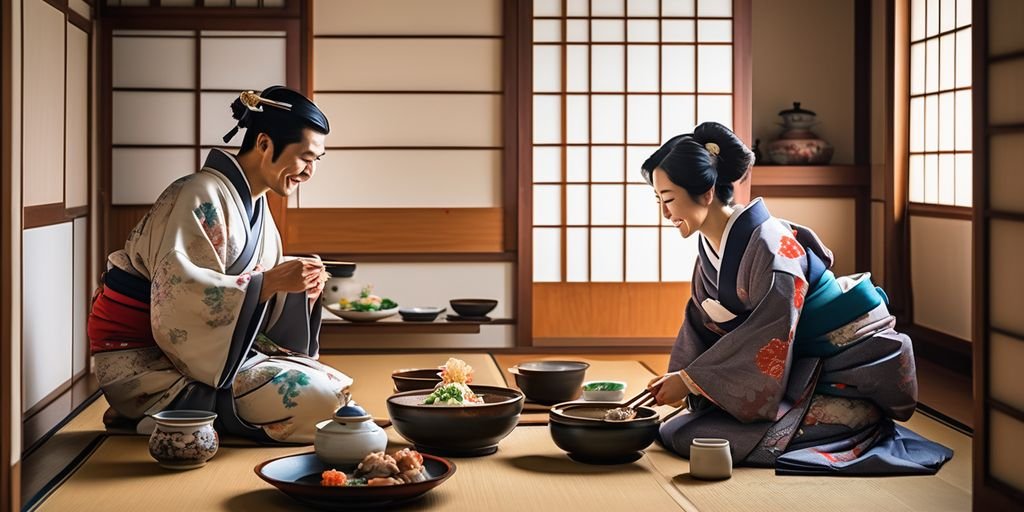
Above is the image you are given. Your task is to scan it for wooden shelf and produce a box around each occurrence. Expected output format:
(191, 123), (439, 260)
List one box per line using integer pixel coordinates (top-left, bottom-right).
(322, 316), (515, 335)
(752, 165), (870, 187)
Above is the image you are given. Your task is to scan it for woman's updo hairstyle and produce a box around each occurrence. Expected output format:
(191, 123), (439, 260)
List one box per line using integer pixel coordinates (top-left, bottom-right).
(640, 122), (754, 205)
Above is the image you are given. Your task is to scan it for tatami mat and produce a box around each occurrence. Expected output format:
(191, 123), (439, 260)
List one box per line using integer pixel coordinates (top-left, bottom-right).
(34, 426), (686, 512)
(28, 354), (973, 512)
(642, 412), (972, 512)
(319, 353), (506, 421)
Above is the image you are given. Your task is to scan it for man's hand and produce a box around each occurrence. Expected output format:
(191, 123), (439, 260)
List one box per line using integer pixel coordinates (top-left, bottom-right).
(259, 258), (324, 303)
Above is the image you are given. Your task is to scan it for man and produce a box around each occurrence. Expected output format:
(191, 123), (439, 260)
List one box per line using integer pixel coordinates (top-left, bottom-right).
(88, 87), (351, 443)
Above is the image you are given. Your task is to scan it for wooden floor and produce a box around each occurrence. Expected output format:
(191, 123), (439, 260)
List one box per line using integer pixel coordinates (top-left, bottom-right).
(21, 352), (973, 511)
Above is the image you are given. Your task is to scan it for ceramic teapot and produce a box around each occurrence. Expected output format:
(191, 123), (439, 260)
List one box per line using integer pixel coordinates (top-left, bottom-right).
(314, 401), (387, 466)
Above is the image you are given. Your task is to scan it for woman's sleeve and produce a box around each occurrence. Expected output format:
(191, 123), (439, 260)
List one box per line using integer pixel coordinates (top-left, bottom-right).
(681, 268), (808, 422)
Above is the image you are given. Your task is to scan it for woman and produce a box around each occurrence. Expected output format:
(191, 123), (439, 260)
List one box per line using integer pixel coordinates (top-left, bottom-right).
(644, 122), (951, 475)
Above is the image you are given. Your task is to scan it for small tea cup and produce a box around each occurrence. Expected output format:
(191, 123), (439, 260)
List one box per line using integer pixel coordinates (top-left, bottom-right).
(689, 438), (732, 480)
(148, 410), (219, 470)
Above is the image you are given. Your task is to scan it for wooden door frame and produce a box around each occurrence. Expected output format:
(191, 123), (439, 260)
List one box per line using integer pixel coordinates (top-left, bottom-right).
(972, 0), (1024, 507)
(1, 0), (20, 507)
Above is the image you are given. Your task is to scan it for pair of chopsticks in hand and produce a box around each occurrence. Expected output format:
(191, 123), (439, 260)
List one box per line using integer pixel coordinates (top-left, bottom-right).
(620, 374), (687, 422)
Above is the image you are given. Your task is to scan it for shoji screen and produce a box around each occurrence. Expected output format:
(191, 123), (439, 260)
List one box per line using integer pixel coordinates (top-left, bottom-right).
(975, 0), (1024, 508)
(906, 0), (973, 342)
(306, 0), (506, 252)
(908, 0), (972, 207)
(532, 0), (735, 284)
(309, 0), (514, 348)
(20, 0), (93, 446)
(531, 0), (742, 342)
(107, 29), (288, 252)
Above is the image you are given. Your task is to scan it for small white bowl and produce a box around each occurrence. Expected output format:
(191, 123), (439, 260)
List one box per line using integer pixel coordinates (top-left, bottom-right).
(580, 381), (627, 402)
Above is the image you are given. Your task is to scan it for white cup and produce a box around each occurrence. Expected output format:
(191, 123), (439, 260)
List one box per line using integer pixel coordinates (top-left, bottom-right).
(689, 438), (732, 480)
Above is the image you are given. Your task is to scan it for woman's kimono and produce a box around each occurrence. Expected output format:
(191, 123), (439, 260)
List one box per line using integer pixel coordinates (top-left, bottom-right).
(659, 198), (953, 475)
(88, 149), (352, 444)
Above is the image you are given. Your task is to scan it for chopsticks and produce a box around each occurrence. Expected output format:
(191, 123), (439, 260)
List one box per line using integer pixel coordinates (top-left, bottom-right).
(621, 373), (678, 411)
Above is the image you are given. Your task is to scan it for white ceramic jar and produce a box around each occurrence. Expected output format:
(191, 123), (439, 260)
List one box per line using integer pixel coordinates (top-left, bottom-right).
(689, 438), (732, 480)
(314, 403), (388, 466)
(322, 262), (362, 305)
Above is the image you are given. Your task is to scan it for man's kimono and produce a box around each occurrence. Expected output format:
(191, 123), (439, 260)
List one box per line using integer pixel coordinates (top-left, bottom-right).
(88, 149), (351, 443)
(659, 198), (953, 475)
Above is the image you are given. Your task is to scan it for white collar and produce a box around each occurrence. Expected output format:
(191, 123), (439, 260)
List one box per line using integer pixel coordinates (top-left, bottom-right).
(700, 197), (764, 273)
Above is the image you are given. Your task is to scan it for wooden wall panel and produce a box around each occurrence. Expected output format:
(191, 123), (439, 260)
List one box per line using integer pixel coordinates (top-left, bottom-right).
(988, 59), (1024, 125)
(989, 133), (1024, 214)
(112, 148), (194, 205)
(300, 150), (502, 208)
(111, 35), (195, 88)
(533, 282), (689, 339)
(989, 219), (1024, 336)
(23, 0), (66, 207)
(314, 93), (502, 147)
(200, 34), (287, 89)
(314, 39), (502, 91)
(910, 216), (973, 341)
(751, 0), (855, 164)
(72, 217), (88, 376)
(989, 411), (1024, 492)
(871, 201), (885, 287)
(285, 207), (504, 254)
(111, 91), (194, 145)
(106, 206), (150, 258)
(312, 0), (502, 36)
(65, 24), (90, 209)
(990, 331), (1024, 412)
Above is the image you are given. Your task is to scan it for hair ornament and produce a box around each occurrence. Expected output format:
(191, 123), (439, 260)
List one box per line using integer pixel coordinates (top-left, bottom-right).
(239, 90), (293, 113)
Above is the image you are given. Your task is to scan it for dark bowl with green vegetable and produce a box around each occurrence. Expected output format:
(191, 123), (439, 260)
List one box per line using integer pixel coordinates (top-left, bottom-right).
(386, 385), (524, 457)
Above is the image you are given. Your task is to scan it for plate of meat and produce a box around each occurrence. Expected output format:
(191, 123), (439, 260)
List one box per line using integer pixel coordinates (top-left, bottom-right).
(255, 448), (455, 510)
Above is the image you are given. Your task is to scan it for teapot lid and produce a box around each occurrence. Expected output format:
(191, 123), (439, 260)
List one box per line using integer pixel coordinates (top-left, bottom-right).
(333, 403), (372, 422)
(778, 102), (816, 116)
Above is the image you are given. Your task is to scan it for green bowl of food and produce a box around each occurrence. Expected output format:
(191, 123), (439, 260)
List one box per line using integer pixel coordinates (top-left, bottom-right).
(581, 381), (627, 402)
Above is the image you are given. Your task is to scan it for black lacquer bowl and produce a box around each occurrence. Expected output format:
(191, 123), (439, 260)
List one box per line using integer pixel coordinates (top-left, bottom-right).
(549, 401), (660, 465)
(508, 360), (589, 405)
(391, 368), (443, 392)
(387, 385), (524, 457)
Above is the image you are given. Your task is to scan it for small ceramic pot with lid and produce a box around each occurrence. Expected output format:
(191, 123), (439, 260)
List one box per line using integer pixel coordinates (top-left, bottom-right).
(314, 402), (388, 466)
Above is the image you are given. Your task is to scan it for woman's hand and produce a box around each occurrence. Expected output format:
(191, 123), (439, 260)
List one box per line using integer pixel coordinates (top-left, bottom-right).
(259, 258), (324, 303)
(648, 372), (689, 408)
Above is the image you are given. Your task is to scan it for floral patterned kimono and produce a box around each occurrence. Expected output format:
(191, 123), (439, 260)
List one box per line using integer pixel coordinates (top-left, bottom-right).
(659, 198), (953, 475)
(88, 149), (352, 444)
